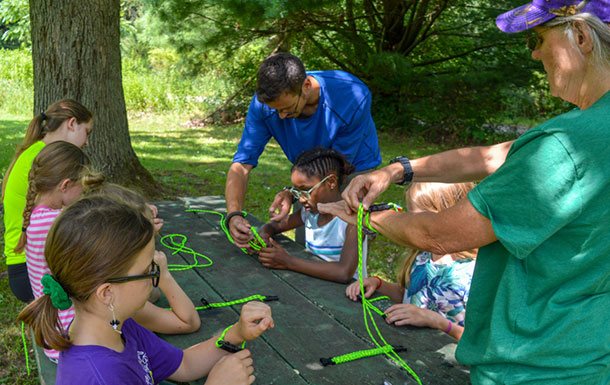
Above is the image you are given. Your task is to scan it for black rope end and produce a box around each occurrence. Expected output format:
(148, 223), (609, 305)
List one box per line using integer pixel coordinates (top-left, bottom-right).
(263, 295), (279, 302)
(320, 357), (335, 366)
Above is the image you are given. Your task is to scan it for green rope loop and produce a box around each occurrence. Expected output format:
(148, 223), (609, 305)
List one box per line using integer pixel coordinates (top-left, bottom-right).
(215, 324), (246, 349)
(187, 209), (265, 254)
(160, 234), (213, 271)
(326, 204), (421, 384)
(21, 322), (30, 376)
(196, 294), (272, 310)
(364, 212), (377, 233)
(41, 274), (72, 310)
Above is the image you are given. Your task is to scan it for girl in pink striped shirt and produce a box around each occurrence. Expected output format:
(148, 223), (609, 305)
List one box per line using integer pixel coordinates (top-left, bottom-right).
(14, 141), (103, 362)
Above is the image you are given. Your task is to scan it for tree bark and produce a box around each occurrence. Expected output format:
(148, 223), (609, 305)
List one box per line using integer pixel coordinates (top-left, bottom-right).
(29, 0), (160, 198)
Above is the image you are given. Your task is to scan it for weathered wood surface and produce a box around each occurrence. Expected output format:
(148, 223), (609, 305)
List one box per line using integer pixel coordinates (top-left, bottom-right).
(153, 197), (471, 385)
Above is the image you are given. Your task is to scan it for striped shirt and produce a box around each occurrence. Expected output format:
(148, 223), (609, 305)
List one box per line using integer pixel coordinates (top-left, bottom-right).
(26, 205), (74, 361)
(301, 210), (367, 279)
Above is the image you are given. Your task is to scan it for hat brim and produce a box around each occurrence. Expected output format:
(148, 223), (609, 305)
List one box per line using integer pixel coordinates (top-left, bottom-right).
(496, 3), (558, 33)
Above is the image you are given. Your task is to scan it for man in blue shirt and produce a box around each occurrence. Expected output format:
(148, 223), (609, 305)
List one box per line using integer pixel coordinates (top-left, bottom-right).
(225, 53), (381, 247)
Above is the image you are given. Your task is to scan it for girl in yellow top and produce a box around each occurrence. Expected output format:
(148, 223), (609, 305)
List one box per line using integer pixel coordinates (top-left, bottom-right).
(2, 99), (92, 302)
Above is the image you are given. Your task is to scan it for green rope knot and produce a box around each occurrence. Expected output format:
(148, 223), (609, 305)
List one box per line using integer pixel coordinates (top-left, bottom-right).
(41, 274), (72, 310)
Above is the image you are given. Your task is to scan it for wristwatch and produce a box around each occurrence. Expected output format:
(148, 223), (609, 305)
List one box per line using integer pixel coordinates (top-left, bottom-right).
(389, 156), (413, 186)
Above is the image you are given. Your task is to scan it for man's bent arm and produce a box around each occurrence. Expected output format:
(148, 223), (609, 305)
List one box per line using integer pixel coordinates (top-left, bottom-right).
(225, 162), (254, 213)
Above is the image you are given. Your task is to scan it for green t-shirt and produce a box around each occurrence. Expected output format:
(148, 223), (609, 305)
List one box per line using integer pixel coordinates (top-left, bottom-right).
(3, 141), (46, 265)
(458, 92), (610, 385)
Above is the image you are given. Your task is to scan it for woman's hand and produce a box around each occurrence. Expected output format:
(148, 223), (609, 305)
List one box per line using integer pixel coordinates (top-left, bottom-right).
(345, 277), (378, 301)
(268, 189), (293, 222)
(205, 349), (255, 385)
(257, 238), (294, 270)
(317, 201), (357, 226)
(342, 167), (397, 214)
(234, 301), (274, 342)
(384, 303), (445, 329)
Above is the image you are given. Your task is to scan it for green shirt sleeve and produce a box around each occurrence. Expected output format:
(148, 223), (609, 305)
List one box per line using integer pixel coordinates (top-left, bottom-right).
(468, 130), (583, 260)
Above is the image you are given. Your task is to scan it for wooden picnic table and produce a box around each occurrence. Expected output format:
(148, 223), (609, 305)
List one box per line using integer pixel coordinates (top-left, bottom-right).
(152, 196), (471, 385)
(31, 196), (470, 384)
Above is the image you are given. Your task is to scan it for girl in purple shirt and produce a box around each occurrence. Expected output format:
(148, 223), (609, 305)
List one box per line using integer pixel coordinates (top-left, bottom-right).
(19, 196), (274, 384)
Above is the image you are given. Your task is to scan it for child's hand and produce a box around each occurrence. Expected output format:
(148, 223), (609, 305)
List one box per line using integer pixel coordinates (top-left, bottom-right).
(384, 303), (445, 329)
(235, 301), (274, 342)
(205, 349), (255, 385)
(148, 204), (164, 235)
(153, 250), (170, 273)
(345, 277), (378, 301)
(318, 201), (357, 226)
(257, 239), (293, 270)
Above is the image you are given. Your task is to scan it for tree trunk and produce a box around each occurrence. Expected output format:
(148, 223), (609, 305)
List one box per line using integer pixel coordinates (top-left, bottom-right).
(29, 0), (160, 198)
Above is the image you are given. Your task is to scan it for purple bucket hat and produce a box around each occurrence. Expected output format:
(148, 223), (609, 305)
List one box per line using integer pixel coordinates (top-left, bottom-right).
(497, 0), (610, 33)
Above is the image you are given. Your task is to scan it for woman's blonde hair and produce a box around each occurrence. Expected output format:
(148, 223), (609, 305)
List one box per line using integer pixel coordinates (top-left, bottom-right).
(14, 141), (104, 253)
(2, 99), (92, 199)
(18, 196), (154, 351)
(86, 183), (152, 219)
(397, 182), (477, 290)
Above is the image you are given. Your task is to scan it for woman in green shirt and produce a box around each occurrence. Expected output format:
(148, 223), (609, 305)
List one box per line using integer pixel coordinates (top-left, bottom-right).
(322, 1), (610, 384)
(2, 99), (92, 302)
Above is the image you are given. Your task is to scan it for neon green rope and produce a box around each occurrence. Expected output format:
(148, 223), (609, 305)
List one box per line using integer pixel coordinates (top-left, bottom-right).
(354, 204), (422, 384)
(21, 322), (30, 376)
(186, 209), (266, 253)
(331, 345), (395, 364)
(160, 234), (213, 271)
(196, 294), (272, 310)
(215, 324), (246, 349)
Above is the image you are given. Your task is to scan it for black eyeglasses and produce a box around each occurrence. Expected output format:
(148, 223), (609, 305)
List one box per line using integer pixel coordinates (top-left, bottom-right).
(106, 261), (160, 287)
(276, 84), (303, 116)
(526, 33), (540, 51)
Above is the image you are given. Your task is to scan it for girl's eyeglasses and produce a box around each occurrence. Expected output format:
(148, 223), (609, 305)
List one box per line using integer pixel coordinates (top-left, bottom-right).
(288, 175), (331, 201)
(106, 261), (160, 287)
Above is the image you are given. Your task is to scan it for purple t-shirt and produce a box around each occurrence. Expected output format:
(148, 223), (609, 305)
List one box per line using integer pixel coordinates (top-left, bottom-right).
(56, 318), (183, 384)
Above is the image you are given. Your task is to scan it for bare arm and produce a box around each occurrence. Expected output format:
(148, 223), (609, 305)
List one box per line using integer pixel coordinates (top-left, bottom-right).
(343, 140), (514, 211)
(225, 162), (254, 247)
(133, 251), (200, 334)
(319, 198), (497, 255)
(169, 302), (273, 383)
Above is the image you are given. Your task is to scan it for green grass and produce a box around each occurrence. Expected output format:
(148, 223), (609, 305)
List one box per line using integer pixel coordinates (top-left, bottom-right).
(0, 112), (447, 383)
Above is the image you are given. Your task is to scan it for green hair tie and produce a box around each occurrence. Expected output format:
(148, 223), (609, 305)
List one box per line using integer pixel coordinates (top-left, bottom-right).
(41, 274), (72, 311)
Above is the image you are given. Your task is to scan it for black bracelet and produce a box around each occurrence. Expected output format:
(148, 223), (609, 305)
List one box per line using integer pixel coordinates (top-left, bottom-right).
(225, 211), (245, 226)
(389, 156), (413, 186)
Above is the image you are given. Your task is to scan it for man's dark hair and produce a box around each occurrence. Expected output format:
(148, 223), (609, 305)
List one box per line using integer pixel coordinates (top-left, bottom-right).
(256, 53), (307, 103)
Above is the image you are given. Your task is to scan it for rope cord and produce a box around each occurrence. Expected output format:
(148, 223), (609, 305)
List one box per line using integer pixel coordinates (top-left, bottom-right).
(320, 205), (421, 383)
(159, 234), (213, 271)
(21, 322), (30, 376)
(215, 324), (246, 349)
(186, 209), (266, 252)
(196, 294), (277, 311)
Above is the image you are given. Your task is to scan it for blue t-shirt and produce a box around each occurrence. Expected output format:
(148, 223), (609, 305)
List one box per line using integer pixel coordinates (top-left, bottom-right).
(233, 70), (382, 171)
(57, 318), (183, 384)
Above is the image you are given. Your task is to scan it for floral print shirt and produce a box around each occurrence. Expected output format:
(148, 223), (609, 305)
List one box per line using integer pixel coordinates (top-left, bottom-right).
(402, 251), (475, 326)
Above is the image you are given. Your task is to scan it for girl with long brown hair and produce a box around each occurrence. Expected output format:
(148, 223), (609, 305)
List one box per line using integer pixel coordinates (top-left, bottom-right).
(345, 182), (477, 341)
(3, 99), (92, 302)
(19, 196), (273, 384)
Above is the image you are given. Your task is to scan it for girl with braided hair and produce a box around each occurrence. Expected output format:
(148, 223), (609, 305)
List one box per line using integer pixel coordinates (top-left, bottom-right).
(258, 146), (367, 283)
(15, 141), (104, 362)
(2, 99), (93, 302)
(18, 196), (273, 384)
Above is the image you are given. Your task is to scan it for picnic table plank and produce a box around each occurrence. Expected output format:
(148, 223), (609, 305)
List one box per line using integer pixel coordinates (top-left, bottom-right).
(156, 200), (420, 385)
(178, 196), (471, 385)
(155, 201), (306, 385)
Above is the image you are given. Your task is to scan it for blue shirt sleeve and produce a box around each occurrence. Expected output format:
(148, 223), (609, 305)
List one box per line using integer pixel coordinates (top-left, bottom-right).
(232, 96), (273, 167)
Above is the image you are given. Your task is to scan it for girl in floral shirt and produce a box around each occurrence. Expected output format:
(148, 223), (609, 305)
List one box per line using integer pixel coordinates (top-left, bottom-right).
(346, 182), (476, 340)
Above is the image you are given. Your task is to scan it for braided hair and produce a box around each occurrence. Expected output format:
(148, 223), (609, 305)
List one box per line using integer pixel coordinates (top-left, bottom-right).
(14, 141), (104, 254)
(292, 147), (355, 185)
